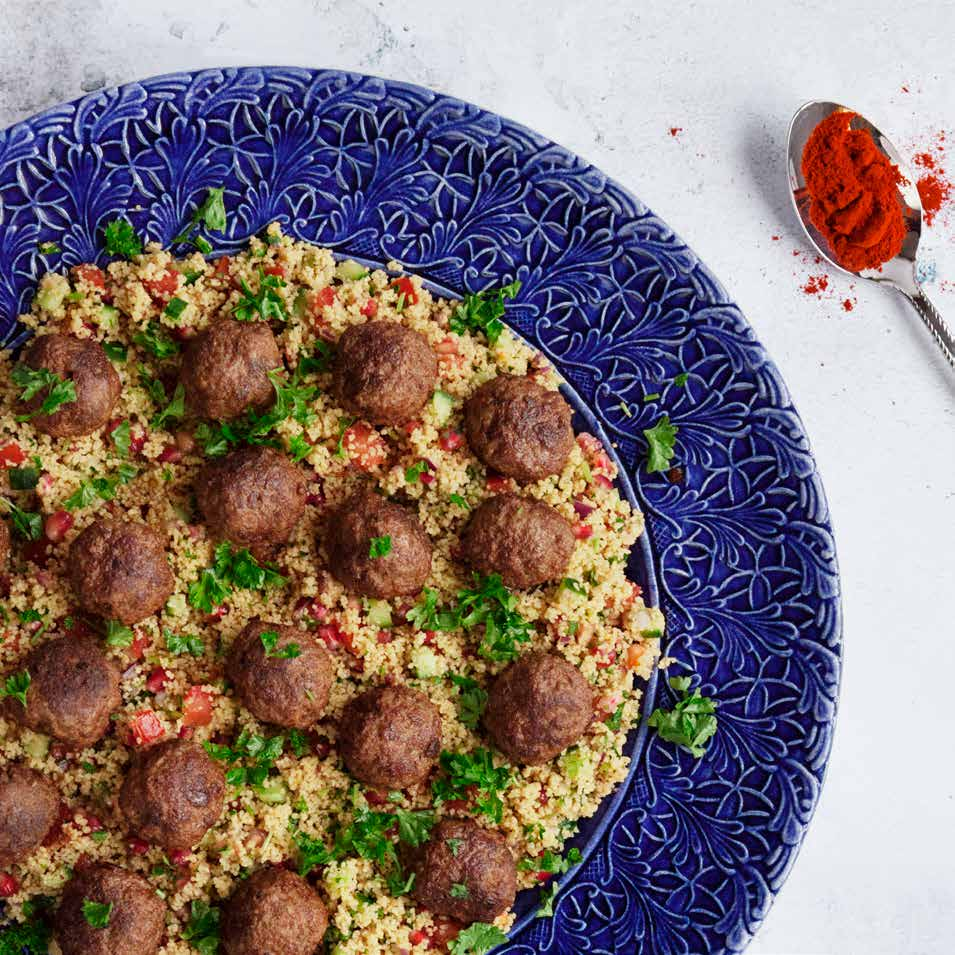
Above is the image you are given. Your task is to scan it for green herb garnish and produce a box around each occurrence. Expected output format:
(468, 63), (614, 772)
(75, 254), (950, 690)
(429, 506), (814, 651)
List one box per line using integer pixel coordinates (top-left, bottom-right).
(448, 674), (487, 731)
(133, 321), (179, 359)
(165, 629), (204, 657)
(647, 676), (718, 757)
(63, 462), (137, 511)
(152, 382), (186, 430)
(188, 542), (287, 613)
(38, 241), (60, 255)
(164, 297), (188, 320)
(12, 364), (77, 421)
(104, 620), (134, 648)
(173, 187), (227, 253)
(102, 341), (128, 362)
(260, 629), (301, 660)
(449, 280), (520, 345)
(8, 466), (39, 491)
(447, 923), (509, 955)
(103, 218), (142, 258)
(181, 899), (221, 955)
(643, 414), (678, 473)
(368, 535), (392, 559)
(4, 499), (42, 540)
(81, 899), (112, 928)
(233, 269), (287, 323)
(0, 670), (30, 708)
(432, 748), (511, 823)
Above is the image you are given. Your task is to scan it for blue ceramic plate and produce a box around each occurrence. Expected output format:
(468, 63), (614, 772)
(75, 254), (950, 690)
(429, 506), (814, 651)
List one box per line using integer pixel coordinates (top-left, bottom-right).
(0, 68), (842, 954)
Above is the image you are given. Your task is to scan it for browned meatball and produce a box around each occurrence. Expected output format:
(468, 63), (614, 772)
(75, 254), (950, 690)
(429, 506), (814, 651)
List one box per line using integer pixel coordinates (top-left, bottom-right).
(325, 487), (432, 598)
(410, 819), (516, 923)
(119, 739), (225, 851)
(16, 333), (120, 437)
(197, 446), (306, 553)
(226, 619), (334, 729)
(68, 520), (174, 625)
(2, 634), (121, 748)
(464, 374), (574, 483)
(331, 321), (437, 426)
(484, 652), (593, 764)
(221, 867), (328, 955)
(180, 318), (281, 420)
(54, 863), (165, 955)
(461, 493), (575, 589)
(0, 765), (60, 866)
(339, 685), (441, 790)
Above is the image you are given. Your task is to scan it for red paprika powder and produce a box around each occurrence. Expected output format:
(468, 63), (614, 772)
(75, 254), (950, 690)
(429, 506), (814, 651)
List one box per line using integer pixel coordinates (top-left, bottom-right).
(801, 111), (906, 271)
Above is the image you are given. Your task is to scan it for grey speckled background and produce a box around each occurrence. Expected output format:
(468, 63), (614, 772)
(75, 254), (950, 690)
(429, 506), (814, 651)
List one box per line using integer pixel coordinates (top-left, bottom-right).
(1, 2), (954, 952)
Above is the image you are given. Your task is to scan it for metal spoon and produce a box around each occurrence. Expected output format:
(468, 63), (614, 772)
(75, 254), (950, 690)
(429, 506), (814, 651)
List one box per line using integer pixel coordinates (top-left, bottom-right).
(787, 100), (954, 369)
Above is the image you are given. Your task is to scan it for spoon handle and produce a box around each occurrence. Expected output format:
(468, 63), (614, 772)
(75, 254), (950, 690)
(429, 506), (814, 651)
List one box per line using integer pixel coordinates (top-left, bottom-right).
(904, 285), (955, 370)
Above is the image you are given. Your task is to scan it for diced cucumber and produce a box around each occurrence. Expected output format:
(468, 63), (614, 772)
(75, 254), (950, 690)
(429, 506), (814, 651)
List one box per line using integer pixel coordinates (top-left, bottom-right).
(256, 778), (289, 805)
(98, 305), (120, 332)
(293, 288), (309, 319)
(22, 730), (50, 760)
(365, 599), (392, 629)
(335, 259), (369, 282)
(34, 274), (69, 312)
(165, 593), (188, 618)
(411, 645), (443, 679)
(432, 390), (454, 426)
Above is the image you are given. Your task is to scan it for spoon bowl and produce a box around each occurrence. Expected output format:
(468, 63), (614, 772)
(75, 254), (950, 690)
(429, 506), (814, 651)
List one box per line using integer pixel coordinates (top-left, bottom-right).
(786, 100), (953, 368)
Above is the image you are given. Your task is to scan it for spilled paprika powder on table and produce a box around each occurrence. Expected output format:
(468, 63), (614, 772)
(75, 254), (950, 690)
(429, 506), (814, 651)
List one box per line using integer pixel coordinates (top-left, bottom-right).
(801, 111), (906, 271)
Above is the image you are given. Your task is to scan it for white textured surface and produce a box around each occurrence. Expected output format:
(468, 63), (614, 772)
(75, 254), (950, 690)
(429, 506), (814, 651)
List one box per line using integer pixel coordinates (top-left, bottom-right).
(1, 2), (954, 952)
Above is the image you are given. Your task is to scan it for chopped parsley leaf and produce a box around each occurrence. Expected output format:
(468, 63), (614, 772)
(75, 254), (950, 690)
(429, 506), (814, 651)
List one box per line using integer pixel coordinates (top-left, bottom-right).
(38, 241), (60, 255)
(432, 748), (511, 823)
(674, 372), (689, 387)
(1, 669), (30, 708)
(448, 493), (469, 509)
(450, 882), (469, 898)
(12, 364), (77, 421)
(109, 419), (131, 457)
(368, 535), (392, 559)
(181, 899), (221, 955)
(81, 899), (112, 928)
(63, 462), (138, 511)
(133, 321), (180, 359)
(152, 382), (186, 430)
(561, 577), (588, 596)
(448, 922), (509, 955)
(446, 837), (463, 857)
(404, 460), (428, 484)
(165, 629), (205, 657)
(605, 701), (626, 730)
(4, 499), (42, 540)
(449, 280), (521, 345)
(233, 269), (287, 323)
(287, 433), (311, 462)
(643, 414), (678, 473)
(288, 728), (310, 758)
(188, 542), (287, 613)
(448, 674), (487, 731)
(647, 676), (718, 757)
(102, 218), (142, 258)
(260, 629), (301, 660)
(173, 187), (227, 253)
(102, 341), (128, 362)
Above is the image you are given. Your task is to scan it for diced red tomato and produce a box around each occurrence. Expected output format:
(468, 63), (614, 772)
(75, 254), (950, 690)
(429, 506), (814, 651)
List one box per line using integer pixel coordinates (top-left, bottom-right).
(361, 298), (378, 317)
(376, 630), (393, 644)
(536, 870), (552, 882)
(129, 709), (165, 746)
(214, 255), (232, 276)
(409, 929), (428, 945)
(74, 264), (106, 289)
(182, 686), (214, 727)
(573, 523), (594, 540)
(44, 510), (74, 543)
(158, 444), (182, 463)
(264, 264), (286, 278)
(313, 286), (337, 311)
(391, 277), (418, 305)
(0, 873), (20, 897)
(129, 629), (150, 660)
(128, 837), (150, 855)
(169, 848), (191, 866)
(317, 623), (346, 650)
(438, 429), (463, 452)
(486, 473), (510, 493)
(435, 336), (459, 356)
(593, 473), (614, 489)
(0, 442), (26, 467)
(146, 667), (170, 693)
(341, 422), (388, 471)
(426, 917), (461, 948)
(626, 644), (648, 670)
(142, 266), (180, 301)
